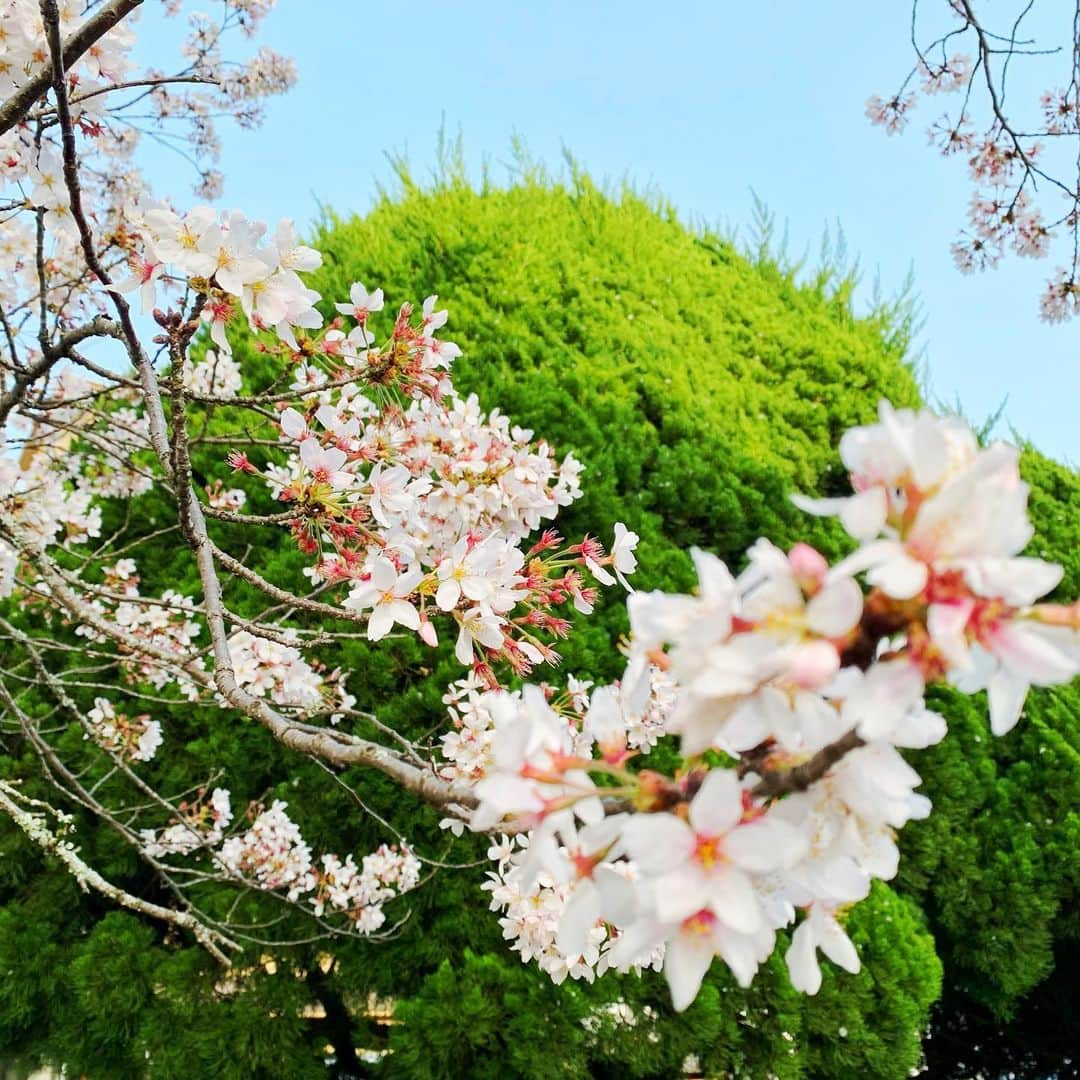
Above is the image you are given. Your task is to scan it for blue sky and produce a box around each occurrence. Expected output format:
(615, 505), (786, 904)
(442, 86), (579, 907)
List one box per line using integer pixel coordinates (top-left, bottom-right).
(137, 1), (1079, 463)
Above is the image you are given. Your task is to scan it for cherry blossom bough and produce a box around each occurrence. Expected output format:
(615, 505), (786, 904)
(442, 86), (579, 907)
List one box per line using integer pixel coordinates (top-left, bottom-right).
(469, 402), (1080, 1010)
(869, 1), (1080, 320)
(0, 0), (639, 954)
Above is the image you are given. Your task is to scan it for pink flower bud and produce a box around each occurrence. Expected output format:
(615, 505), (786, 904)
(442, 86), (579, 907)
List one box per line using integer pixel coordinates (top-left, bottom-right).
(418, 617), (438, 648)
(788, 543), (828, 593)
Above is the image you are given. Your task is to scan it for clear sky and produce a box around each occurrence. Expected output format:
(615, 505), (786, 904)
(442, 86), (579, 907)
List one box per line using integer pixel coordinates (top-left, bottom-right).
(137, 0), (1080, 464)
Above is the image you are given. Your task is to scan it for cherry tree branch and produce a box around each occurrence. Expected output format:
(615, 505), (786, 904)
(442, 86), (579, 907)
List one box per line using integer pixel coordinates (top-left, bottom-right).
(11, 531), (479, 810)
(751, 729), (866, 799)
(0, 315), (123, 426)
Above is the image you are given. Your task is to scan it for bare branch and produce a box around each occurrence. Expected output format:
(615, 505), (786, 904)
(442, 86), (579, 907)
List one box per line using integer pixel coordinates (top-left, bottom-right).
(0, 779), (238, 963)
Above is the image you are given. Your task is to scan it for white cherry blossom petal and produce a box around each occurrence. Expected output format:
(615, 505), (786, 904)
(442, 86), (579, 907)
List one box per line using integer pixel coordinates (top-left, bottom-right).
(707, 867), (761, 934)
(620, 813), (695, 874)
(806, 578), (863, 637)
(688, 769), (743, 836)
(665, 929), (716, 1013)
(786, 920), (822, 994)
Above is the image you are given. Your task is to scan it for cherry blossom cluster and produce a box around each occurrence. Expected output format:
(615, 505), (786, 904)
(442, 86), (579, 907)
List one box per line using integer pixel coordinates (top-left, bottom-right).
(218, 799), (316, 895)
(186, 349), (243, 398)
(85, 401), (155, 499)
(117, 201), (323, 353)
(440, 670), (671, 785)
(1, 364), (154, 598)
(869, 2), (1080, 319)
(305, 845), (422, 933)
(1041, 85), (1080, 135)
(86, 696), (163, 763)
(141, 786), (234, 858)
(67, 560), (353, 720)
(73, 559), (205, 700)
(226, 628), (355, 722)
(482, 831), (665, 986)
(142, 792), (420, 934)
(215, 293), (641, 686)
(0, 412), (102, 597)
(269, 389), (584, 568)
(0, 0), (130, 96)
(299, 434), (628, 682)
(1038, 266), (1080, 323)
(7, 365), (150, 485)
(469, 401), (1080, 1011)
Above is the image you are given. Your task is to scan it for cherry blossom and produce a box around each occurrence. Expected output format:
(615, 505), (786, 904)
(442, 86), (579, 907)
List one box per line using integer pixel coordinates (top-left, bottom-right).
(621, 770), (806, 932)
(343, 557), (424, 641)
(335, 281), (384, 323)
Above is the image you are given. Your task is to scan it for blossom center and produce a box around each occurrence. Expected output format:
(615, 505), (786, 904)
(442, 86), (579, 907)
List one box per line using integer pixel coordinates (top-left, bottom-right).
(682, 908), (718, 935)
(693, 835), (724, 869)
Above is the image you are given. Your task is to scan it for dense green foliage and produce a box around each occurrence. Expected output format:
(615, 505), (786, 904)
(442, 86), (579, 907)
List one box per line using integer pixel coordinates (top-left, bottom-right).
(1, 164), (1075, 1077)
